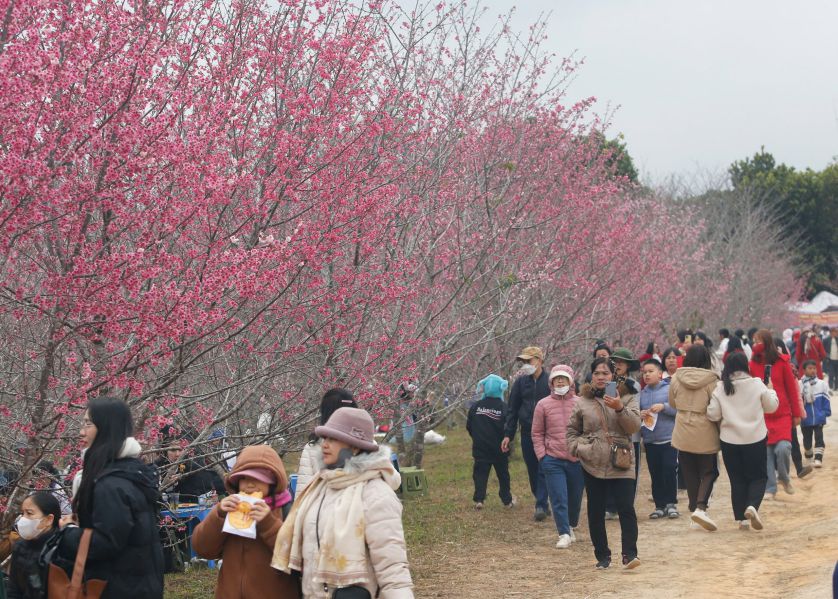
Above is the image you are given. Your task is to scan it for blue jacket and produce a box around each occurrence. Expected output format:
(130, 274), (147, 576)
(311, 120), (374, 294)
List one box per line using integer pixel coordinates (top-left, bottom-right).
(801, 376), (831, 426)
(638, 379), (676, 444)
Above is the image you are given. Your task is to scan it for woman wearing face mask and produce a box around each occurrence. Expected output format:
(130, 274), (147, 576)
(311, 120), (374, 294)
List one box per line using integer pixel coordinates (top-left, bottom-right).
(567, 358), (641, 570)
(531, 365), (584, 549)
(56, 397), (164, 599)
(272, 407), (414, 598)
(6, 491), (61, 599)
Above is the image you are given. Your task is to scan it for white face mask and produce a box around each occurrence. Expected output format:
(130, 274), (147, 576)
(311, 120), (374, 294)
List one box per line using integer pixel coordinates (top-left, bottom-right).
(16, 516), (45, 540)
(519, 364), (536, 376)
(553, 385), (570, 396)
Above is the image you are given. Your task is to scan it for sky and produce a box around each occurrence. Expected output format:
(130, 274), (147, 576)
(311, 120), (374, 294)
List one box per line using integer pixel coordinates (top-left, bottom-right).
(484, 0), (838, 184)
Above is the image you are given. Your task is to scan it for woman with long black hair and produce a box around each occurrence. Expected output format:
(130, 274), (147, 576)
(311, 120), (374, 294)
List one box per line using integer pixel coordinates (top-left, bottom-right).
(58, 397), (164, 599)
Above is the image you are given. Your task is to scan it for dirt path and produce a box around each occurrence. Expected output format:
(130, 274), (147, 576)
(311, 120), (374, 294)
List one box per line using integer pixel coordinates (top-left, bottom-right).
(415, 411), (838, 599)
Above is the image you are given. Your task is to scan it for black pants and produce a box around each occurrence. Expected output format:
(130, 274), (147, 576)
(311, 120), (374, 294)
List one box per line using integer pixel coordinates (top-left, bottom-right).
(472, 456), (512, 504)
(801, 425), (825, 458)
(519, 430), (549, 510)
(790, 425), (804, 474)
(583, 471), (638, 561)
(645, 442), (677, 508)
(606, 441), (640, 512)
(826, 359), (838, 390)
(678, 451), (718, 512)
(720, 439), (767, 521)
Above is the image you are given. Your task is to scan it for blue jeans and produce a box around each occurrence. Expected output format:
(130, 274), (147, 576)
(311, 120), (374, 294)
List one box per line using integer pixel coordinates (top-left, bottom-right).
(540, 456), (584, 535)
(766, 440), (792, 494)
(520, 431), (549, 510)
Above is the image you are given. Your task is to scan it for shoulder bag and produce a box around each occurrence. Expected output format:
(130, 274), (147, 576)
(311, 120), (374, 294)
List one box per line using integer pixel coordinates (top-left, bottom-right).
(48, 529), (107, 599)
(595, 402), (632, 471)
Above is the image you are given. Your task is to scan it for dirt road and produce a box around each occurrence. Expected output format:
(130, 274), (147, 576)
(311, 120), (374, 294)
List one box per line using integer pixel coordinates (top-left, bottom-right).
(415, 411), (838, 599)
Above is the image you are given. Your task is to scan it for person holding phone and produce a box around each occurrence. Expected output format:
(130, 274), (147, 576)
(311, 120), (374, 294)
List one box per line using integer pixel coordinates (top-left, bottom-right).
(749, 330), (804, 498)
(669, 345), (721, 532)
(567, 357), (641, 570)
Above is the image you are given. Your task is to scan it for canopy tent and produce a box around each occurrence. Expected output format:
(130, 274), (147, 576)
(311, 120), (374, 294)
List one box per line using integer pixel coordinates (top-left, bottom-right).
(793, 291), (838, 325)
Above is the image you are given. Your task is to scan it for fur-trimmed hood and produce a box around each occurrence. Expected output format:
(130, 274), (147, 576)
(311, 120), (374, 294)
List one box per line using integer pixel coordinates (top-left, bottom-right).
(311, 443), (401, 491)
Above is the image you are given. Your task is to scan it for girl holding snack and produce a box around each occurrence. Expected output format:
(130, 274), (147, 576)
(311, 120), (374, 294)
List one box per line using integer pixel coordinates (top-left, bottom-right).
(192, 445), (299, 599)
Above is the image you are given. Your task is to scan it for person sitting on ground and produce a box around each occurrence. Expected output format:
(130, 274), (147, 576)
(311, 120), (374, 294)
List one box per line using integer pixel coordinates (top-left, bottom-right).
(192, 445), (299, 599)
(799, 359), (831, 468)
(639, 359), (679, 520)
(532, 365), (583, 549)
(296, 388), (358, 496)
(467, 374), (515, 510)
(707, 352), (778, 532)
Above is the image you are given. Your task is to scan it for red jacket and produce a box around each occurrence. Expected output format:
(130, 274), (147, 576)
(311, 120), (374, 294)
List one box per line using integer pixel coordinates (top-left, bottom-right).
(749, 350), (803, 444)
(796, 334), (826, 379)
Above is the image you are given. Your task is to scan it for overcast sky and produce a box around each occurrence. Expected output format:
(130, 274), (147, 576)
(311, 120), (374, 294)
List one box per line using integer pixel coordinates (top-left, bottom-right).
(486, 0), (838, 183)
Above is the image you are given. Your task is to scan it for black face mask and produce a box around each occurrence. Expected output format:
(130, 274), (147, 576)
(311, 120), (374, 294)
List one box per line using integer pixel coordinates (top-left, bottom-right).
(327, 447), (356, 470)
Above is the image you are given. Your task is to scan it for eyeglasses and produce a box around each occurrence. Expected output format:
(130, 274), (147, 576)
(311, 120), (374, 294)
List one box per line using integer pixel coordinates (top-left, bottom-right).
(81, 420), (95, 429)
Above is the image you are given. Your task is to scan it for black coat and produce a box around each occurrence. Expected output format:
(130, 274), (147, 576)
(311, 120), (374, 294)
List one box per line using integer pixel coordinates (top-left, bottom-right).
(58, 458), (164, 599)
(504, 370), (551, 439)
(6, 530), (57, 599)
(467, 397), (507, 460)
(155, 456), (225, 501)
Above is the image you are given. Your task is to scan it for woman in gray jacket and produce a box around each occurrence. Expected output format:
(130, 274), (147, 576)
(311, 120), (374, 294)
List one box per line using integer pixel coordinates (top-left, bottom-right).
(567, 357), (641, 570)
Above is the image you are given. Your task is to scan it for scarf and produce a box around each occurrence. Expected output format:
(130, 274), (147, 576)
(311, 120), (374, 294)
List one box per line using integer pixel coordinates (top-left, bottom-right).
(272, 455), (394, 587)
(264, 489), (293, 510)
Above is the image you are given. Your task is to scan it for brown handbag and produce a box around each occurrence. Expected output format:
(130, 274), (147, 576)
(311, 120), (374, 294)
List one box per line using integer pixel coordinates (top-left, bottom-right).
(48, 529), (107, 599)
(595, 402), (633, 471)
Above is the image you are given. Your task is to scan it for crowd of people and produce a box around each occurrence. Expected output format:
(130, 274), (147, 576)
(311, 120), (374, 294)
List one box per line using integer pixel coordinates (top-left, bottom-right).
(467, 324), (835, 572)
(1, 324), (835, 597)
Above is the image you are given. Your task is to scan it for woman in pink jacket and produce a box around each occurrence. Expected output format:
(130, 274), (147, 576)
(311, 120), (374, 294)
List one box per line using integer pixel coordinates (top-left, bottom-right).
(532, 365), (583, 549)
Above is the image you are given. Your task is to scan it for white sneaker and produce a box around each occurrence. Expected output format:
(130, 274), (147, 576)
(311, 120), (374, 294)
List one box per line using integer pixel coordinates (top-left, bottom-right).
(556, 534), (572, 549)
(690, 509), (717, 532)
(814, 458), (823, 468)
(569, 528), (577, 542)
(745, 506), (763, 531)
(738, 520), (750, 531)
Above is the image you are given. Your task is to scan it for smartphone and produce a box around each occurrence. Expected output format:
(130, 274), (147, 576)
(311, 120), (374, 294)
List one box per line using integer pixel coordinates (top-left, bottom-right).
(763, 364), (772, 384)
(605, 382), (618, 397)
(684, 334), (692, 345)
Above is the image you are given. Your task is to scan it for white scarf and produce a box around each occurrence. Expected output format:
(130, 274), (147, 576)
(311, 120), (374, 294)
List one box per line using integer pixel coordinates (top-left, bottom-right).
(71, 437), (143, 498)
(272, 446), (398, 588)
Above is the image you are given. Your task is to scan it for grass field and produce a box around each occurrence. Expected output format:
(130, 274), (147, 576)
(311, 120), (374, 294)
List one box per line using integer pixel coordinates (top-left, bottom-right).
(164, 425), (528, 598)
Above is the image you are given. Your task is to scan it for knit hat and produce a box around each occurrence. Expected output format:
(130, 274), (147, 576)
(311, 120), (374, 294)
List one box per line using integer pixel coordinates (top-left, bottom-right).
(478, 374), (509, 399)
(517, 346), (544, 361)
(314, 407), (378, 452)
(549, 364), (575, 384)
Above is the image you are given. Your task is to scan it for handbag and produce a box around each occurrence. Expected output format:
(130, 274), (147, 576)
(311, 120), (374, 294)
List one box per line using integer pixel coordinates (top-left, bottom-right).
(595, 402), (632, 471)
(332, 586), (372, 599)
(48, 529), (107, 599)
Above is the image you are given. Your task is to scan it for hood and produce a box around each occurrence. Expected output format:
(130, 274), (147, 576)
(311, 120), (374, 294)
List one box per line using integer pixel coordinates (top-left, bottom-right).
(312, 444), (401, 491)
(226, 445), (288, 494)
(98, 455), (160, 508)
(675, 367), (719, 389)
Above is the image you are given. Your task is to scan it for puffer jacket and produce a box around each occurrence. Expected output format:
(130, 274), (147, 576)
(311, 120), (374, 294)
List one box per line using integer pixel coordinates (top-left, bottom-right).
(295, 441), (318, 495)
(749, 350), (803, 444)
(532, 391), (578, 462)
(297, 445), (413, 599)
(192, 445), (299, 599)
(566, 382), (641, 479)
(58, 455), (164, 599)
(669, 367), (720, 454)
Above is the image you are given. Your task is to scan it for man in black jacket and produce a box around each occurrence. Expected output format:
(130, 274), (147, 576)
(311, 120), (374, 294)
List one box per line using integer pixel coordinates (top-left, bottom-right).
(467, 374), (516, 509)
(502, 346), (551, 521)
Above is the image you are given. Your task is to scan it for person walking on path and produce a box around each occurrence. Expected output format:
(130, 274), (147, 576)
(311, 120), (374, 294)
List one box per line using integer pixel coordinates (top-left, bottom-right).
(639, 359), (679, 520)
(796, 329), (826, 380)
(502, 346), (551, 521)
(56, 397), (164, 599)
(532, 365), (583, 549)
(467, 374), (516, 509)
(749, 329), (805, 499)
(800, 359), (832, 467)
(568, 357), (641, 570)
(669, 345), (721, 532)
(272, 407), (414, 599)
(707, 352), (778, 531)
(824, 327), (838, 393)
